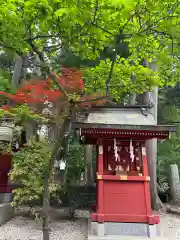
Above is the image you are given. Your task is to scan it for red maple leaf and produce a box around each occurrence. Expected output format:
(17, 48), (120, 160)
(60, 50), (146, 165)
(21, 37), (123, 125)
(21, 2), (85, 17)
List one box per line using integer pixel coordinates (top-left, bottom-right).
(0, 68), (105, 113)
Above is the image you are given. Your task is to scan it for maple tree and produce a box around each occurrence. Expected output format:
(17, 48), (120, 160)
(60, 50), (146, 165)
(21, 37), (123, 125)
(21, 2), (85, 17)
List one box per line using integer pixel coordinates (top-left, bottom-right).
(0, 68), (105, 116)
(0, 67), (106, 240)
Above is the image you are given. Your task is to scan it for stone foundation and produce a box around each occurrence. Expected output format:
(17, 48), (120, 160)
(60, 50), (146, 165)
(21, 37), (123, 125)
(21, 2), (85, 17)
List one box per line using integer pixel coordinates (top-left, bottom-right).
(0, 193), (12, 203)
(88, 235), (167, 240)
(0, 203), (14, 225)
(88, 221), (161, 239)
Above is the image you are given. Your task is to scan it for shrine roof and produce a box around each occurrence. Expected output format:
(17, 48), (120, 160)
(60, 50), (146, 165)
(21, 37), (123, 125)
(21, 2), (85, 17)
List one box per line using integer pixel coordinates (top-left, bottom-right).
(73, 106), (176, 133)
(0, 119), (22, 142)
(0, 119), (14, 142)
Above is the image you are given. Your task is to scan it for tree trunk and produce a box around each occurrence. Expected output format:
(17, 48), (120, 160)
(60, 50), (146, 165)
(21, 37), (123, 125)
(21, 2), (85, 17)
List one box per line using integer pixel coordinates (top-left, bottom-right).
(42, 114), (72, 240)
(142, 87), (162, 209)
(128, 74), (136, 105)
(84, 145), (94, 185)
(128, 93), (136, 105)
(24, 121), (38, 141)
(25, 54), (39, 141)
(34, 54), (41, 77)
(12, 54), (37, 142)
(12, 54), (23, 88)
(146, 138), (160, 209)
(140, 60), (163, 210)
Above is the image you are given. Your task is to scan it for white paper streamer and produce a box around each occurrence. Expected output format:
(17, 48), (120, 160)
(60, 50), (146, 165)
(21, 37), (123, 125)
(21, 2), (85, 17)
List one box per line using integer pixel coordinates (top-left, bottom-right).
(114, 138), (118, 161)
(130, 139), (134, 162)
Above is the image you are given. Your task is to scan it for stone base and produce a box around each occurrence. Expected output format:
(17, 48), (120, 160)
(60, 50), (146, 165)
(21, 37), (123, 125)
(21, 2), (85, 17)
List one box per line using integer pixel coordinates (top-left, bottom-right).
(0, 193), (12, 203)
(89, 221), (162, 239)
(88, 235), (168, 240)
(0, 203), (14, 225)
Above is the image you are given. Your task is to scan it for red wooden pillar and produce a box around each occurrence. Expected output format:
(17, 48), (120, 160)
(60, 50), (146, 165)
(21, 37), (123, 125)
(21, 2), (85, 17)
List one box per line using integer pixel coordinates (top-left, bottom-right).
(97, 140), (104, 223)
(0, 154), (12, 193)
(141, 145), (160, 224)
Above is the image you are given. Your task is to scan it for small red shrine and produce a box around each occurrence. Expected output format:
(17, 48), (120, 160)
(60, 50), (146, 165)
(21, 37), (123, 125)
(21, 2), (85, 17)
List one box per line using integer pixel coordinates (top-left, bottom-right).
(0, 121), (25, 203)
(74, 106), (175, 238)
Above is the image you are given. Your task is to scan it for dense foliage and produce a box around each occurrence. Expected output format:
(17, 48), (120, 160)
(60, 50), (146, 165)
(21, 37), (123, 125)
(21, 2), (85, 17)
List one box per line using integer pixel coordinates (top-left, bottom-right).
(1, 0), (180, 98)
(10, 139), (59, 207)
(157, 87), (180, 193)
(65, 140), (85, 185)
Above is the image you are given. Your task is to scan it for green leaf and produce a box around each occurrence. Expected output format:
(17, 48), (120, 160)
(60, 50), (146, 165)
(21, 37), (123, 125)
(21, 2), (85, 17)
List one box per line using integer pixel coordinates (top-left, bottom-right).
(55, 8), (67, 17)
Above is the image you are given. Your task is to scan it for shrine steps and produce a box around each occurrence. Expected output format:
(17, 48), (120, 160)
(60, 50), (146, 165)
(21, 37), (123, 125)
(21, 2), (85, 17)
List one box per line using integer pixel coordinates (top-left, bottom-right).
(0, 203), (14, 226)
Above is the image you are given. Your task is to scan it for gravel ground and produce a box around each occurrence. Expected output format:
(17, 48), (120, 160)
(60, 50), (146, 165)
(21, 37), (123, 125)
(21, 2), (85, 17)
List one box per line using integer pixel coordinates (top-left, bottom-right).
(160, 212), (180, 240)
(0, 209), (180, 240)
(0, 209), (89, 240)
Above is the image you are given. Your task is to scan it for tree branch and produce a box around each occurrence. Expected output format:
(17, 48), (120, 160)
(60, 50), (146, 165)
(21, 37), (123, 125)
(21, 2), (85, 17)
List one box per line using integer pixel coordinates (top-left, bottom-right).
(93, 0), (99, 22)
(26, 34), (61, 42)
(27, 40), (44, 62)
(49, 73), (69, 99)
(106, 52), (116, 97)
(120, 1), (139, 33)
(74, 95), (107, 104)
(43, 43), (62, 52)
(90, 22), (116, 36)
(28, 59), (48, 69)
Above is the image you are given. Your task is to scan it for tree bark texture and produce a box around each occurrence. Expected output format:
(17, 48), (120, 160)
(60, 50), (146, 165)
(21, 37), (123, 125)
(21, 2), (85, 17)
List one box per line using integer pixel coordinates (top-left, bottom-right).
(34, 54), (41, 77)
(12, 54), (28, 88)
(128, 93), (136, 105)
(128, 74), (136, 105)
(141, 60), (163, 210)
(12, 54), (23, 89)
(142, 88), (162, 209)
(42, 113), (72, 240)
(12, 54), (38, 142)
(84, 145), (94, 185)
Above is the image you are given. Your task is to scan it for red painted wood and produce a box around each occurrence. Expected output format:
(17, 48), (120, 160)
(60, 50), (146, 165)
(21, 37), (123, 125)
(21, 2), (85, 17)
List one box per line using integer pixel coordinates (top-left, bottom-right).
(99, 175), (149, 181)
(148, 215), (160, 224)
(93, 141), (156, 225)
(0, 185), (12, 192)
(141, 145), (152, 216)
(96, 146), (98, 213)
(85, 128), (161, 226)
(91, 204), (96, 211)
(91, 213), (160, 224)
(0, 154), (12, 193)
(103, 181), (146, 215)
(0, 154), (11, 171)
(81, 129), (169, 143)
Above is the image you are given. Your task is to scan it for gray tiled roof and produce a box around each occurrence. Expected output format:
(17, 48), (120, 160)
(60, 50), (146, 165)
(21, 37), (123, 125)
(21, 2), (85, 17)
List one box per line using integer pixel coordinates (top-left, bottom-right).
(74, 106), (175, 132)
(83, 107), (156, 126)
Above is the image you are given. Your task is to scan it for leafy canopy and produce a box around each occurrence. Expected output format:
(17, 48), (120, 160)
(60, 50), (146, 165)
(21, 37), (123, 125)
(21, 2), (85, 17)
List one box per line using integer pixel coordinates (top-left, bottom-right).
(1, 0), (180, 98)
